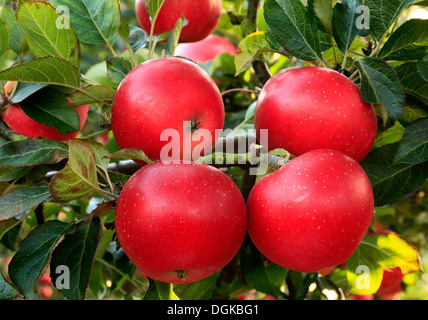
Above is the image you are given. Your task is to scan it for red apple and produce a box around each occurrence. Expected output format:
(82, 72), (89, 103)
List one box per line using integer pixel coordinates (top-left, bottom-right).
(38, 285), (53, 299)
(111, 57), (225, 163)
(376, 267), (404, 296)
(254, 67), (378, 162)
(115, 161), (247, 284)
(350, 294), (374, 300)
(175, 34), (236, 63)
(135, 0), (222, 43)
(39, 274), (52, 285)
(247, 149), (374, 273)
(1, 103), (89, 141)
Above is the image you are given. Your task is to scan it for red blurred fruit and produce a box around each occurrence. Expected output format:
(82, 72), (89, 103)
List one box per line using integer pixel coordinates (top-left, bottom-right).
(39, 274), (52, 285)
(376, 267), (404, 296)
(2, 104), (89, 141)
(247, 149), (374, 273)
(38, 285), (53, 299)
(175, 34), (236, 63)
(254, 66), (378, 162)
(135, 0), (222, 43)
(350, 294), (374, 300)
(319, 265), (337, 277)
(115, 161), (247, 284)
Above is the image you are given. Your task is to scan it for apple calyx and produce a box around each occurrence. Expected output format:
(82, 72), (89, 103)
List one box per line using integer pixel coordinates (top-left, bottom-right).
(190, 120), (202, 133)
(176, 270), (188, 283)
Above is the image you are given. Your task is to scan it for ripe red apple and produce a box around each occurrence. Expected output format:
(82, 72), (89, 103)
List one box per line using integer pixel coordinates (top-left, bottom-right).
(1, 103), (89, 141)
(111, 57), (225, 163)
(115, 161), (247, 284)
(247, 149), (374, 273)
(38, 285), (53, 299)
(254, 67), (378, 162)
(135, 0), (222, 43)
(175, 34), (236, 63)
(376, 267), (404, 296)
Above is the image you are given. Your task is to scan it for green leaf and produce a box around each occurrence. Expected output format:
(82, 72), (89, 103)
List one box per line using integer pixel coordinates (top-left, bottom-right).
(106, 57), (132, 84)
(0, 166), (32, 182)
(365, 0), (416, 41)
(240, 243), (287, 297)
(16, 0), (81, 69)
(173, 274), (219, 300)
(286, 270), (318, 300)
(118, 13), (130, 40)
(418, 54), (428, 81)
(361, 142), (428, 206)
(0, 56), (81, 88)
(66, 85), (116, 107)
(0, 218), (22, 242)
(378, 19), (428, 62)
(50, 217), (103, 300)
(399, 100), (428, 126)
(128, 26), (148, 52)
(19, 86), (80, 135)
(373, 121), (405, 149)
(166, 15), (188, 56)
(263, 0), (322, 62)
(104, 148), (153, 164)
(148, 0), (166, 21)
(234, 31), (279, 75)
(0, 271), (19, 300)
(345, 231), (422, 295)
(9, 82), (48, 104)
(310, 0), (333, 34)
(8, 220), (76, 299)
(0, 139), (68, 167)
(143, 278), (180, 300)
(395, 62), (428, 105)
(0, 17), (9, 58)
(49, 0), (121, 46)
(355, 57), (405, 127)
(77, 139), (110, 170)
(210, 52), (236, 77)
(394, 118), (428, 165)
(332, 0), (363, 54)
(1, 0), (24, 56)
(89, 200), (115, 218)
(0, 184), (50, 222)
(49, 140), (100, 202)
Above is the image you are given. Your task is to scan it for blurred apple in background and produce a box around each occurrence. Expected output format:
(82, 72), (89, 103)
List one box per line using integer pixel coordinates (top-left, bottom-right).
(175, 34), (236, 63)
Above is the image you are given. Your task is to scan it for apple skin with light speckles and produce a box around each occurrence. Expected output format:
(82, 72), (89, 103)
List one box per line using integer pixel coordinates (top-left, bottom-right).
(247, 149), (374, 273)
(254, 67), (378, 162)
(111, 57), (225, 164)
(115, 161), (247, 284)
(135, 0), (222, 43)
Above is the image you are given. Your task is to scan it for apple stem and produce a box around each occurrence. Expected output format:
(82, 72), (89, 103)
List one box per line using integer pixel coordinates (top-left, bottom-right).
(176, 270), (188, 283)
(221, 88), (260, 97)
(190, 120), (201, 133)
(348, 69), (360, 82)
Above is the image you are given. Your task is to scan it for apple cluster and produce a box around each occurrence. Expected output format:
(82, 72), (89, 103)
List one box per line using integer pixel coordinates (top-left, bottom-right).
(110, 0), (378, 284)
(0, 0), (378, 287)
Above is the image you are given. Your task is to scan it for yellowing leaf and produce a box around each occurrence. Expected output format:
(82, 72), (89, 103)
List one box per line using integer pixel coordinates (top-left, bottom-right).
(345, 231), (422, 295)
(49, 140), (100, 202)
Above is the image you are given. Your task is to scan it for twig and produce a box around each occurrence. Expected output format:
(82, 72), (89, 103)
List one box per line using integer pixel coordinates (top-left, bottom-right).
(221, 88), (260, 97)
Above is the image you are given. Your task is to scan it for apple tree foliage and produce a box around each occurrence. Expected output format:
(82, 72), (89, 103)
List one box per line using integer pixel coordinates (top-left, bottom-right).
(0, 0), (428, 300)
